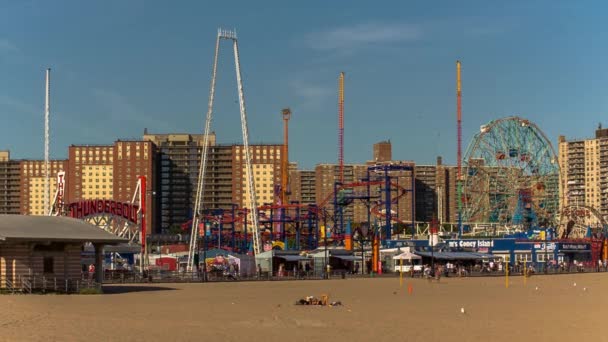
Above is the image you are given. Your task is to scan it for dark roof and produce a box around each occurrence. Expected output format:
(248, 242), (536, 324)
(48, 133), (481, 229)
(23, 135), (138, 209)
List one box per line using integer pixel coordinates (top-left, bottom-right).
(273, 250), (303, 256)
(275, 255), (309, 261)
(0, 215), (127, 244)
(309, 248), (353, 256)
(332, 255), (359, 261)
(415, 251), (493, 260)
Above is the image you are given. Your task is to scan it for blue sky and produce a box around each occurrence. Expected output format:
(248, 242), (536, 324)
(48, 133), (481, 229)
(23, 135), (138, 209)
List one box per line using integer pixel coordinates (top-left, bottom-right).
(0, 0), (606, 169)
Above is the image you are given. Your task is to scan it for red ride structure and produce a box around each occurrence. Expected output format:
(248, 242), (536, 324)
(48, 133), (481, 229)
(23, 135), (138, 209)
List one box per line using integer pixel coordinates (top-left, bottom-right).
(181, 204), (320, 253)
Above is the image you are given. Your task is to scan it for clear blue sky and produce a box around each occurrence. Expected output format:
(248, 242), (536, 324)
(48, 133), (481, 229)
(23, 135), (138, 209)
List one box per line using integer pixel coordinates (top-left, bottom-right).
(0, 0), (605, 169)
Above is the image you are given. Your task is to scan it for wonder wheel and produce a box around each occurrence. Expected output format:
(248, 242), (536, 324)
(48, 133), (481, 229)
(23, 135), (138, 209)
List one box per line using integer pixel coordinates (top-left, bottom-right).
(462, 117), (560, 229)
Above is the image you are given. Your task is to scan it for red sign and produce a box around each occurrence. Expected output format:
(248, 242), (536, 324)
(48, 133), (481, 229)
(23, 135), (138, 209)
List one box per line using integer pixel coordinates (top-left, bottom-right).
(55, 171), (66, 215)
(57, 172), (65, 207)
(68, 200), (140, 224)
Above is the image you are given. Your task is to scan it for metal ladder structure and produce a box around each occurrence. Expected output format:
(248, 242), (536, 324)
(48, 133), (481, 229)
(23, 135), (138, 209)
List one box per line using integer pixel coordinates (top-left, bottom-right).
(187, 29), (262, 271)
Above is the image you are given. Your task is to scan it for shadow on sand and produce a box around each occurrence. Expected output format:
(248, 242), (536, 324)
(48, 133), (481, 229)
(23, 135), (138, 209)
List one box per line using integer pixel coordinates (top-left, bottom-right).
(102, 285), (178, 295)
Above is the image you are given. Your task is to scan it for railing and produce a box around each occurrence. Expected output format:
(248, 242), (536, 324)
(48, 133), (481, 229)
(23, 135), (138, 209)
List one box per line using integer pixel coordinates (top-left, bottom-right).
(0, 275), (102, 294)
(4, 278), (16, 294)
(101, 263), (608, 285)
(22, 278), (32, 294)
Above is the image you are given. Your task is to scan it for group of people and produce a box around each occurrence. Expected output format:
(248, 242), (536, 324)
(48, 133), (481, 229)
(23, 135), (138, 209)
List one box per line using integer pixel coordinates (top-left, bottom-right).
(275, 262), (313, 278)
(415, 262), (471, 278)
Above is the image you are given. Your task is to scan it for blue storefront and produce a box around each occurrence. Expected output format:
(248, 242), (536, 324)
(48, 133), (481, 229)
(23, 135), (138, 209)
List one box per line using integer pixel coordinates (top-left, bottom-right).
(385, 238), (593, 266)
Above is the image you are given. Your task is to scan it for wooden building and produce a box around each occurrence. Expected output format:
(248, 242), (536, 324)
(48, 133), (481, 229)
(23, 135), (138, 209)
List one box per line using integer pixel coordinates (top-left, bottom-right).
(0, 215), (125, 291)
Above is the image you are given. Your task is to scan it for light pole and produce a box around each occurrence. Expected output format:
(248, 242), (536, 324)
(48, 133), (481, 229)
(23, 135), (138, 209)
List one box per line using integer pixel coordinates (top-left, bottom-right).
(430, 217), (438, 275)
(360, 223), (369, 275)
(202, 217), (209, 282)
(430, 237), (434, 275)
(323, 209), (328, 279)
(545, 227), (549, 274)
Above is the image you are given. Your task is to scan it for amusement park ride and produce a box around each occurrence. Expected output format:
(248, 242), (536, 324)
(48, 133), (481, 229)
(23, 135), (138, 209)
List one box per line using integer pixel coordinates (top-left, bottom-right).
(462, 116), (561, 232)
(41, 30), (608, 273)
(184, 28), (262, 271)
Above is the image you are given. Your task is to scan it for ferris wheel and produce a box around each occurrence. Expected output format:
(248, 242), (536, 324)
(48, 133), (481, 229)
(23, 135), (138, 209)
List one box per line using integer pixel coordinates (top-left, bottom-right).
(462, 116), (561, 229)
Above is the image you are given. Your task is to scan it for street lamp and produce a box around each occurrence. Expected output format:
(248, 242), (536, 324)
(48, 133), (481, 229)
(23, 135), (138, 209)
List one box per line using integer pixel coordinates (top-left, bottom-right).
(545, 227), (549, 274)
(202, 218), (210, 282)
(360, 223), (370, 275)
(430, 217), (439, 275)
(323, 208), (329, 279)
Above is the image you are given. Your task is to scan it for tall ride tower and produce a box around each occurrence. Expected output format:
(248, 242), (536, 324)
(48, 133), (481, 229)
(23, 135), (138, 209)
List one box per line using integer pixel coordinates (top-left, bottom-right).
(281, 108), (291, 205)
(456, 61), (463, 236)
(187, 29), (261, 271)
(338, 72), (345, 183)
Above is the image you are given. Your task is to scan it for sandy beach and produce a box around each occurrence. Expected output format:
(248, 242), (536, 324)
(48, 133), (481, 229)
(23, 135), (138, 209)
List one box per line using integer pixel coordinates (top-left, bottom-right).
(0, 273), (606, 342)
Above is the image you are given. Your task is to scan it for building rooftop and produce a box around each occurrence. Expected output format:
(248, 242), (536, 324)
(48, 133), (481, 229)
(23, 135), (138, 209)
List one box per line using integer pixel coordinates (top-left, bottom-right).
(0, 215), (127, 244)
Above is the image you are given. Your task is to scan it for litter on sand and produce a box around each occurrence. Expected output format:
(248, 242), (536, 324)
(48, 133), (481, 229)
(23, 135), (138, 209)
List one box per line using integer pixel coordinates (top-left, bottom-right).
(295, 294), (342, 307)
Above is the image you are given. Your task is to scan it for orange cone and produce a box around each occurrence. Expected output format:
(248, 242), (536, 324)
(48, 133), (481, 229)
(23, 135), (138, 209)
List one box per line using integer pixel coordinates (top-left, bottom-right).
(407, 283), (413, 295)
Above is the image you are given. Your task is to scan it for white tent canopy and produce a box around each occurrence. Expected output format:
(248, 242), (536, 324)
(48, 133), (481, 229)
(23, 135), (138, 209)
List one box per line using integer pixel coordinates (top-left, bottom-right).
(393, 252), (421, 260)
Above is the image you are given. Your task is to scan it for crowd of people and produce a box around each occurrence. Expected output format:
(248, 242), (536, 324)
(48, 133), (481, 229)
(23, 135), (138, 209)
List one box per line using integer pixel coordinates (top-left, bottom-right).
(406, 258), (603, 280)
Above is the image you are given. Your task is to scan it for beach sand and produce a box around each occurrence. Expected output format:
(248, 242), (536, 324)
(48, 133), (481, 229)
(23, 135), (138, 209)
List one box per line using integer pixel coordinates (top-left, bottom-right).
(0, 273), (606, 342)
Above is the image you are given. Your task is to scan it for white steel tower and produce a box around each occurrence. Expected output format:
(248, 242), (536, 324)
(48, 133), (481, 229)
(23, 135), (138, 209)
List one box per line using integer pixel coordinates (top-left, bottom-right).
(187, 29), (262, 271)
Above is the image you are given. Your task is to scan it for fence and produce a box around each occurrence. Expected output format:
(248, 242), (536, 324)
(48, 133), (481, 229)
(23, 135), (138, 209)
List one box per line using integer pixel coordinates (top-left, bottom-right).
(1, 275), (101, 294)
(7, 264), (603, 292)
(102, 261), (608, 284)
